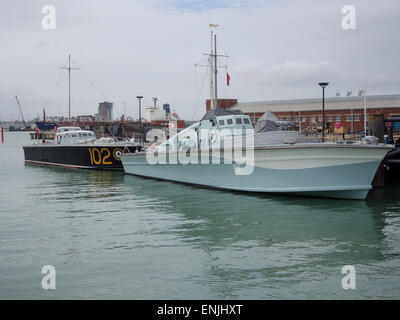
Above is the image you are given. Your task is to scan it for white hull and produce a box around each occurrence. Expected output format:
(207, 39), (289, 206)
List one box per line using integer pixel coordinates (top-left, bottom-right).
(121, 143), (392, 200)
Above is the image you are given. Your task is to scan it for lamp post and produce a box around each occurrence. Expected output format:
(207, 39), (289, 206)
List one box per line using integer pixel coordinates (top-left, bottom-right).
(361, 89), (367, 137)
(318, 82), (329, 142)
(136, 96), (143, 145)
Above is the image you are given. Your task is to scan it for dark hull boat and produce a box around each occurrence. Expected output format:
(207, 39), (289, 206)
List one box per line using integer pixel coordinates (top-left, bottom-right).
(24, 144), (140, 171)
(23, 55), (143, 171)
(35, 121), (58, 131)
(24, 126), (141, 171)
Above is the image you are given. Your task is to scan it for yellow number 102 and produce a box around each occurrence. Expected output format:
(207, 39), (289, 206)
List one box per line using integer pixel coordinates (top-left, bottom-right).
(88, 147), (112, 165)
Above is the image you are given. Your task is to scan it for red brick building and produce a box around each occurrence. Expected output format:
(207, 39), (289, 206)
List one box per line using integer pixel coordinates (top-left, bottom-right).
(206, 99), (238, 112)
(209, 94), (400, 133)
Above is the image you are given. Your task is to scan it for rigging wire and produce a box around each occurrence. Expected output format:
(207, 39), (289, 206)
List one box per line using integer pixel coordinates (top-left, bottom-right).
(191, 63), (209, 121)
(42, 68), (64, 112)
(71, 57), (107, 100)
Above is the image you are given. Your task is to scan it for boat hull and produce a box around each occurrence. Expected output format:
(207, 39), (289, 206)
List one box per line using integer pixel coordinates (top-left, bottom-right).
(23, 145), (141, 171)
(121, 144), (392, 199)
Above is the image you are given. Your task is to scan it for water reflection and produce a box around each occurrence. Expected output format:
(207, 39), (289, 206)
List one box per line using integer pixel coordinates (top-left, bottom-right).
(121, 174), (390, 260)
(19, 163), (400, 298)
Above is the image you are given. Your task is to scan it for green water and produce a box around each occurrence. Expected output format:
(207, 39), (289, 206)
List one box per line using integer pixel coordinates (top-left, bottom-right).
(1, 132), (400, 299)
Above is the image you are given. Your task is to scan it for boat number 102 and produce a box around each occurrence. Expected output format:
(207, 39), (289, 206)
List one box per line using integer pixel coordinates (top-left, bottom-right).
(88, 147), (122, 165)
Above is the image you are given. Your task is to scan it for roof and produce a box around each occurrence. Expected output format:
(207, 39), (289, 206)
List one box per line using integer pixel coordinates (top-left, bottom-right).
(229, 94), (400, 113)
(201, 108), (243, 120)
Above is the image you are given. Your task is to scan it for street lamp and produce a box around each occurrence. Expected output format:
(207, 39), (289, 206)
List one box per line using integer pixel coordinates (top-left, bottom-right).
(136, 96), (143, 146)
(318, 82), (329, 142)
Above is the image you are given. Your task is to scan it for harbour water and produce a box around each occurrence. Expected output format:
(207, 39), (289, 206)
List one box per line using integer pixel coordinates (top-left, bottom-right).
(1, 132), (400, 299)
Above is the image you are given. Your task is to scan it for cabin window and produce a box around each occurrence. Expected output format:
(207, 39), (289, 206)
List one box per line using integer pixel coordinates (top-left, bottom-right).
(72, 134), (77, 137)
(83, 133), (87, 137)
(218, 120), (225, 126)
(243, 118), (250, 124)
(236, 118), (243, 124)
(227, 118), (233, 125)
(78, 133), (82, 137)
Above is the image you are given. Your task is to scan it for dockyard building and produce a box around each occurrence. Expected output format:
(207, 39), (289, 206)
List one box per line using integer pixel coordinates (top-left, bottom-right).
(207, 94), (400, 133)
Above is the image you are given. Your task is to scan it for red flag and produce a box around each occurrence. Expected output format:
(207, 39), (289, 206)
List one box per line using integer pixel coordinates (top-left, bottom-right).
(227, 72), (230, 86)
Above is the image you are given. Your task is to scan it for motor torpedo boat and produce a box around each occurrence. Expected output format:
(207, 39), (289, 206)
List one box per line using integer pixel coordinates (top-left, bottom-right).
(24, 126), (141, 171)
(121, 109), (392, 199)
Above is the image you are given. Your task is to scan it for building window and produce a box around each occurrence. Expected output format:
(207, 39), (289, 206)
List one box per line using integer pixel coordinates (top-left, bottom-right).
(318, 116), (322, 122)
(336, 115), (341, 121)
(294, 116), (299, 122)
(301, 116), (307, 122)
(285, 117), (291, 122)
(345, 115), (352, 121)
(278, 117), (284, 121)
(310, 116), (316, 123)
(327, 115), (333, 122)
(354, 115), (360, 121)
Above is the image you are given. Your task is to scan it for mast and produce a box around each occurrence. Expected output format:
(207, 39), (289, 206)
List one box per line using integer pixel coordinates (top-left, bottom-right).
(61, 54), (79, 123)
(209, 25), (216, 109)
(68, 55), (71, 122)
(196, 24), (227, 111)
(214, 34), (218, 109)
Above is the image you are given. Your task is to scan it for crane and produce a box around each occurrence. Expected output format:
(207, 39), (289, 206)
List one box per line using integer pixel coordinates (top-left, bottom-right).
(14, 96), (25, 124)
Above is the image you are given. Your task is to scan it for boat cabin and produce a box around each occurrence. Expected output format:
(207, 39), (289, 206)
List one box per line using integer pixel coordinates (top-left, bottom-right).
(54, 127), (96, 145)
(155, 109), (254, 152)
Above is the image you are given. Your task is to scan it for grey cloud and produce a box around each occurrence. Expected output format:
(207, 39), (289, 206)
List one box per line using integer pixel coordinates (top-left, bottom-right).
(0, 0), (399, 121)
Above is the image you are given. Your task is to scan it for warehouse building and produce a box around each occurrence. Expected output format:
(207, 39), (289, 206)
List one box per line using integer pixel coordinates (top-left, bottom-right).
(207, 94), (400, 133)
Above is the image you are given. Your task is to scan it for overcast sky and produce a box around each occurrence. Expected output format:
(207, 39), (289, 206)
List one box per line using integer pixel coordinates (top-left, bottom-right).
(1, 0), (399, 121)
